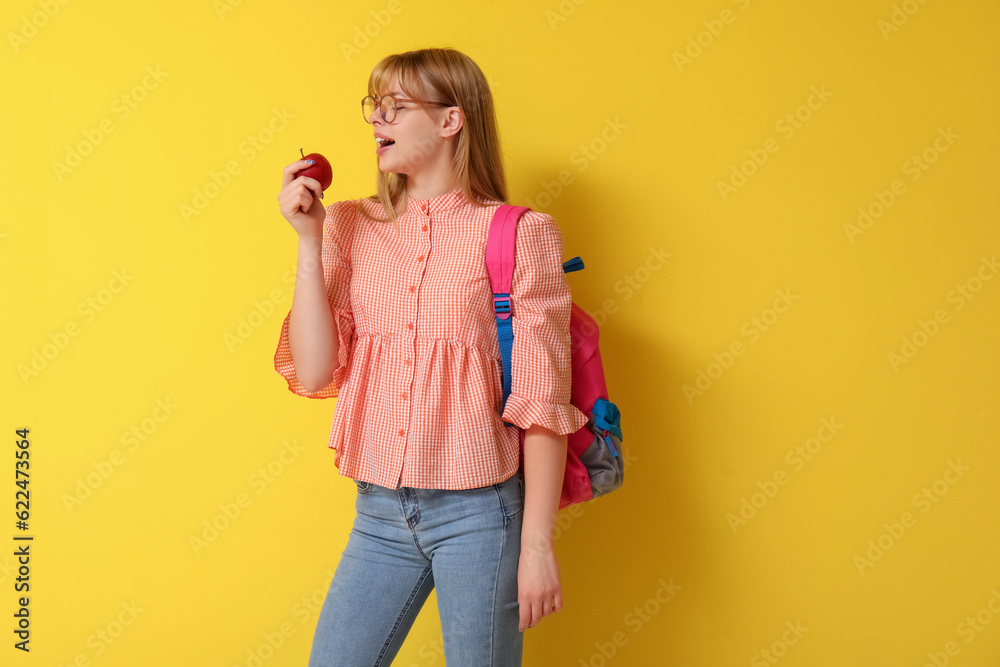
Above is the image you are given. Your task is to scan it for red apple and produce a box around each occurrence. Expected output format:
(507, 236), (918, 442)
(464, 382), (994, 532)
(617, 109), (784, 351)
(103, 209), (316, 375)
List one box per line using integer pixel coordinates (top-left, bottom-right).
(296, 149), (333, 192)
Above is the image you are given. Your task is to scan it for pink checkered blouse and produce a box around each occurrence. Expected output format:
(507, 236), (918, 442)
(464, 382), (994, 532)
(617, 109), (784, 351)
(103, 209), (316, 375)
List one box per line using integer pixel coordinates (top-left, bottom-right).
(273, 186), (587, 490)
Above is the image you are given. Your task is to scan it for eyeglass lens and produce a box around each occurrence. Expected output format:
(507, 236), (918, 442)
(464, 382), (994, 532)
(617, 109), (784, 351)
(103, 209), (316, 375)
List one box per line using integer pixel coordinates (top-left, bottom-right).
(363, 96), (396, 123)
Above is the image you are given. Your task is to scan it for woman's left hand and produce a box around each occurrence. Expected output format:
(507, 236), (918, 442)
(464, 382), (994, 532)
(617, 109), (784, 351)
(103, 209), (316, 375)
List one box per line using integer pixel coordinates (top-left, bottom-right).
(517, 540), (563, 631)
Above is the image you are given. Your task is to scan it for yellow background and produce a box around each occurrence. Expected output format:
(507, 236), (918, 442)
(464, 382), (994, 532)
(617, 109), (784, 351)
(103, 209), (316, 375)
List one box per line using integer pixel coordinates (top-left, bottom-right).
(3, 0), (999, 664)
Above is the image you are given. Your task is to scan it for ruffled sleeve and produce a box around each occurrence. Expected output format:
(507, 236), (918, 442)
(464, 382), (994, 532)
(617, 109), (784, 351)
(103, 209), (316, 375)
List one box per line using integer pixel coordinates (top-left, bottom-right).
(500, 210), (589, 434)
(273, 200), (356, 399)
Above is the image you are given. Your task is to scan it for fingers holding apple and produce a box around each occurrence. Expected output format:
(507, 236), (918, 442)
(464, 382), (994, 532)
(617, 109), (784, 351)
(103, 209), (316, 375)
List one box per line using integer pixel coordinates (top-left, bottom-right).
(279, 159), (327, 235)
(296, 148), (333, 194)
(280, 159), (323, 199)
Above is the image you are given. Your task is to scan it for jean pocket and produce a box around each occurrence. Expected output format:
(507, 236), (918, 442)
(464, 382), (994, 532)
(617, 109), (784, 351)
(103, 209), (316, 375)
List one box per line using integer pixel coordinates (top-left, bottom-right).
(498, 472), (524, 522)
(355, 479), (372, 494)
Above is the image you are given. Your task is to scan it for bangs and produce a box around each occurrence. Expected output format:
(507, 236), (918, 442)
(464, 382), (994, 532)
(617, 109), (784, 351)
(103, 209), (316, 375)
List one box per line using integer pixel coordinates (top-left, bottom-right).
(368, 61), (429, 104)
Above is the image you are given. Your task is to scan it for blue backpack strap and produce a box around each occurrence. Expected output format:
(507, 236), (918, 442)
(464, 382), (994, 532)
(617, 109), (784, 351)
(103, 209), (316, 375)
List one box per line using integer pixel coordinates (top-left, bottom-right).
(486, 204), (530, 427)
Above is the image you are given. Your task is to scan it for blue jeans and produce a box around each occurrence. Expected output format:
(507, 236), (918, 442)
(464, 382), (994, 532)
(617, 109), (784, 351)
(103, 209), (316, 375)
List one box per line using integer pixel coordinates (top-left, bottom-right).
(308, 468), (525, 666)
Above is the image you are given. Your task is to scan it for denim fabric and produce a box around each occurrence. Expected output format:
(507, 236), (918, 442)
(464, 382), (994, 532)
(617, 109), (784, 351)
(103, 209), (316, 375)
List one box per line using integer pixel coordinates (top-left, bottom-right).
(308, 468), (525, 666)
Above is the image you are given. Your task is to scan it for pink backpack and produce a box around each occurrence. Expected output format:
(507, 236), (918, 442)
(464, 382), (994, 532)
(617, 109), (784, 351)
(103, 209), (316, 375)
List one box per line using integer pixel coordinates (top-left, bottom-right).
(486, 205), (624, 509)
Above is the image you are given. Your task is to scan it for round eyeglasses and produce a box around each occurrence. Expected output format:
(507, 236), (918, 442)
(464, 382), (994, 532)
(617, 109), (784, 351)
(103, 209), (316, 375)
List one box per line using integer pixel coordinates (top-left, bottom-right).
(362, 94), (455, 124)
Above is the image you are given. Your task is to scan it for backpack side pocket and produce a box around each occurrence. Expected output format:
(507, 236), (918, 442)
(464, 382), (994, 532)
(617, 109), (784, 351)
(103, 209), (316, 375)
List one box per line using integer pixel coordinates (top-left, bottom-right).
(579, 398), (625, 500)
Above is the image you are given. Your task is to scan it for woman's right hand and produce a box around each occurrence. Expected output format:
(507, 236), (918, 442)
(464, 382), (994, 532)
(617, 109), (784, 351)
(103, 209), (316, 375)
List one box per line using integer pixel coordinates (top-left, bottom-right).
(279, 159), (327, 238)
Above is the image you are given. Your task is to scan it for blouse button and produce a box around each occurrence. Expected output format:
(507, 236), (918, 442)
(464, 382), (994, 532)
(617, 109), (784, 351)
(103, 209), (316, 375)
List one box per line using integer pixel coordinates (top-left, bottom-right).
(400, 391), (408, 400)
(420, 201), (427, 211)
(398, 429), (405, 437)
(417, 255), (424, 262)
(404, 358), (412, 365)
(406, 322), (413, 329)
(421, 225), (428, 232)
(408, 285), (416, 292)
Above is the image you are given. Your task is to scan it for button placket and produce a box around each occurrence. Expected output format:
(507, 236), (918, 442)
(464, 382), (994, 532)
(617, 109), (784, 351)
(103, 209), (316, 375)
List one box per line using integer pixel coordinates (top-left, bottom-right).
(402, 206), (429, 414)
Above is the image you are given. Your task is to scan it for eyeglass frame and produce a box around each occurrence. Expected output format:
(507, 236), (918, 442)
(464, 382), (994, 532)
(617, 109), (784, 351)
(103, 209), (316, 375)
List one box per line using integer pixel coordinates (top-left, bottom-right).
(361, 93), (456, 124)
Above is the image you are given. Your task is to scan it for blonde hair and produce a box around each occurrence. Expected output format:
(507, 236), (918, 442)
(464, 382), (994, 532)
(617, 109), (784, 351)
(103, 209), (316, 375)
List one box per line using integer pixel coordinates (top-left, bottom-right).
(353, 48), (508, 232)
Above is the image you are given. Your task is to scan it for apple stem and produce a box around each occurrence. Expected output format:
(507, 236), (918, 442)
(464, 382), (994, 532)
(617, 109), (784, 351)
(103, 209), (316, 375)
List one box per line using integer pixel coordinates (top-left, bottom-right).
(300, 148), (304, 158)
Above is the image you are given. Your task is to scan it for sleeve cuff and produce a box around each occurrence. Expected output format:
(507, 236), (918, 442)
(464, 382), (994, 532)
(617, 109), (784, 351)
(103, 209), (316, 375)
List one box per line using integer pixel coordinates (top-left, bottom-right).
(501, 393), (589, 435)
(273, 307), (355, 399)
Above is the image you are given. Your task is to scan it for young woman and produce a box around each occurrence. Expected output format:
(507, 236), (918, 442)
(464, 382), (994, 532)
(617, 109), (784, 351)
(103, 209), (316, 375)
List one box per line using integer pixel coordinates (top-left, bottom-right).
(274, 47), (587, 666)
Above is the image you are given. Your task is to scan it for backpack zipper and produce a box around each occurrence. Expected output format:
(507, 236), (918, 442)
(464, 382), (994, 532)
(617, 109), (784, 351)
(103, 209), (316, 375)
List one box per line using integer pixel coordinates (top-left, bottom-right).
(603, 430), (618, 457)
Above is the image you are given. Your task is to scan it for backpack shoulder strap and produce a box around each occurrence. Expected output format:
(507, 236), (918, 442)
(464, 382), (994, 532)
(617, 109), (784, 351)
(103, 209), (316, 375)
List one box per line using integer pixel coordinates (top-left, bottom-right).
(486, 204), (530, 426)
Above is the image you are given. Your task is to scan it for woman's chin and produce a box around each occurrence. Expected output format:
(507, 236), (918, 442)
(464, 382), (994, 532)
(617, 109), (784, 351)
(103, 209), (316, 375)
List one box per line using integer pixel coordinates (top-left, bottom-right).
(377, 161), (403, 174)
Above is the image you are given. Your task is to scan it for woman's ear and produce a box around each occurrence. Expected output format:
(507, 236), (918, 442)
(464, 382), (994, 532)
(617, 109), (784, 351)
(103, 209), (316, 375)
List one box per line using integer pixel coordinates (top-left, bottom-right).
(440, 106), (463, 138)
